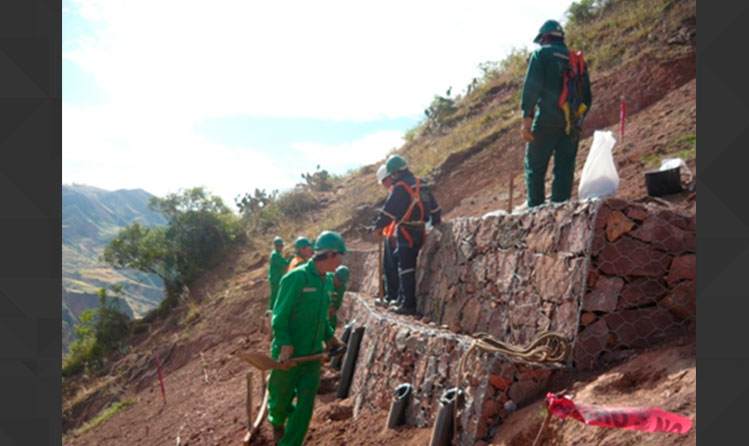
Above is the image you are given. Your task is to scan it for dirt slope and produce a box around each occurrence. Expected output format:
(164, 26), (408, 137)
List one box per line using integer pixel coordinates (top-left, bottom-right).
(62, 246), (696, 446)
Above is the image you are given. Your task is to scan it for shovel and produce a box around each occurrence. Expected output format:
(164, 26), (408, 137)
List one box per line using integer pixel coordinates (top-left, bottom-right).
(237, 345), (347, 371)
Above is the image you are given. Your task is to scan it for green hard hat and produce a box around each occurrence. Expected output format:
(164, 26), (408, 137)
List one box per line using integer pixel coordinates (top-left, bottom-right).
(385, 155), (408, 175)
(273, 236), (284, 246)
(334, 265), (350, 285)
(294, 236), (312, 250)
(314, 230), (348, 254)
(533, 19), (564, 43)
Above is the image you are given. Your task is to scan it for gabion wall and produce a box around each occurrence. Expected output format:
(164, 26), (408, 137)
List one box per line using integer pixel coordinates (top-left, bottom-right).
(574, 198), (696, 368)
(337, 198), (696, 444)
(337, 293), (560, 446)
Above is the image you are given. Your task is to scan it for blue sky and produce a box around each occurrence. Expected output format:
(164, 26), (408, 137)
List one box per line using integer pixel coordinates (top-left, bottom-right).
(62, 0), (571, 209)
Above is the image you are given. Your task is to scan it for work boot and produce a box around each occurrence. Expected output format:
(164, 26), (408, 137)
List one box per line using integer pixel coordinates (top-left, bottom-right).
(391, 305), (418, 316)
(272, 425), (285, 444)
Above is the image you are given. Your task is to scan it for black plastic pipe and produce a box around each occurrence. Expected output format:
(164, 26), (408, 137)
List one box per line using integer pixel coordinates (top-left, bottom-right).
(429, 387), (462, 446)
(336, 325), (365, 399)
(387, 383), (413, 428)
(331, 321), (354, 370)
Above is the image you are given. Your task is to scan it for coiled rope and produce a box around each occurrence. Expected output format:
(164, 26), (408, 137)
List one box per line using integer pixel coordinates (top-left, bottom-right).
(452, 331), (571, 444)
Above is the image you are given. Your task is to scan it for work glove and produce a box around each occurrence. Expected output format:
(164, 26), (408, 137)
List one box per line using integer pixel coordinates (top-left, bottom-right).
(521, 117), (534, 143)
(278, 345), (294, 365)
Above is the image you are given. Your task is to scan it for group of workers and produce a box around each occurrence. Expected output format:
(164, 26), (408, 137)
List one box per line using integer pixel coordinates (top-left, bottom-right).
(265, 231), (350, 446)
(261, 18), (592, 446)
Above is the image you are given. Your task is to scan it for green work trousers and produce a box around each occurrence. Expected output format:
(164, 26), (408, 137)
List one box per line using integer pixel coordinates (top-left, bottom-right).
(524, 126), (579, 207)
(268, 281), (280, 312)
(267, 360), (322, 446)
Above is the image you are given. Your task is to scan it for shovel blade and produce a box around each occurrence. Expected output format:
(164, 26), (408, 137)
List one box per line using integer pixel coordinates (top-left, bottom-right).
(237, 352), (283, 371)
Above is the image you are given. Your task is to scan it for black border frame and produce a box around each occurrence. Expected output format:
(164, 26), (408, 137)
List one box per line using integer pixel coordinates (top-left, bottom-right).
(0, 1), (746, 445)
(0, 1), (62, 445)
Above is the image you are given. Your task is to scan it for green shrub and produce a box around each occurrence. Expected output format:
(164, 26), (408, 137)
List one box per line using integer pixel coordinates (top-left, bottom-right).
(235, 188), (275, 220)
(566, 0), (599, 26)
(424, 95), (457, 131)
(300, 166), (333, 192)
(62, 288), (130, 377)
(275, 189), (320, 220)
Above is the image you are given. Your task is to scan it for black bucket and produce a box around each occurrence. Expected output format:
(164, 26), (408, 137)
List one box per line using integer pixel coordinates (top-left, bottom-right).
(336, 325), (365, 399)
(645, 167), (682, 197)
(331, 321), (354, 370)
(387, 383), (413, 428)
(429, 387), (463, 446)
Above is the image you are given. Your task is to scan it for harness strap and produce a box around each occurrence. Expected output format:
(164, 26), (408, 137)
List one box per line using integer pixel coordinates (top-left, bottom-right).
(393, 178), (426, 248)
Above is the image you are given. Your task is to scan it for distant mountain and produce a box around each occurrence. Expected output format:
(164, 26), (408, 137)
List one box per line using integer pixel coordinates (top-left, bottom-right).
(62, 184), (167, 353)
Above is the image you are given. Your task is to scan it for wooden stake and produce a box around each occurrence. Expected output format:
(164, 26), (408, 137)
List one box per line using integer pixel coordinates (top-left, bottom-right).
(532, 410), (553, 446)
(507, 172), (515, 213)
(200, 352), (209, 384)
(246, 371), (253, 431)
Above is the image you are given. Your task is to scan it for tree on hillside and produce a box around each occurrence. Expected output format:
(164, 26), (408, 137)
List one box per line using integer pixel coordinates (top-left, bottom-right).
(104, 187), (242, 296)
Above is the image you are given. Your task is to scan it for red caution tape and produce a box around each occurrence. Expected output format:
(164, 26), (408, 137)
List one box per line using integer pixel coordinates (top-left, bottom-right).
(546, 393), (692, 434)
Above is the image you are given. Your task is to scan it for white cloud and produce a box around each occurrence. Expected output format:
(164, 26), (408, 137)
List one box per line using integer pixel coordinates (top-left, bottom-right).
(63, 0), (571, 206)
(291, 130), (404, 172)
(63, 103), (297, 206)
(65, 0), (570, 122)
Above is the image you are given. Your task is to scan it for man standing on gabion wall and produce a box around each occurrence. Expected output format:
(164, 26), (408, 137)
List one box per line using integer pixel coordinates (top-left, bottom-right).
(521, 19), (592, 207)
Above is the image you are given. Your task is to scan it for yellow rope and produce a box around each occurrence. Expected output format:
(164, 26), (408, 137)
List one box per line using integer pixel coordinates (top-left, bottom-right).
(452, 331), (571, 444)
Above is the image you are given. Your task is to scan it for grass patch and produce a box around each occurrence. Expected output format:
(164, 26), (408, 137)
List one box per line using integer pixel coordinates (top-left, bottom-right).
(641, 133), (696, 167)
(641, 147), (696, 168)
(75, 399), (135, 437)
(668, 133), (696, 150)
(565, 0), (691, 73)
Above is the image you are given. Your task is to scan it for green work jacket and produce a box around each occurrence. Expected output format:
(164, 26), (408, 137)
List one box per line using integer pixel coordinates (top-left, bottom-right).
(268, 249), (291, 286)
(323, 273), (346, 314)
(520, 41), (592, 129)
(271, 260), (334, 359)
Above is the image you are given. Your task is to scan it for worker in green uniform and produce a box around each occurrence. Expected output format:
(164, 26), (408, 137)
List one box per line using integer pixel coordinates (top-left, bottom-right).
(267, 236), (292, 315)
(325, 265), (350, 332)
(287, 236), (314, 273)
(267, 231), (346, 446)
(520, 19), (592, 207)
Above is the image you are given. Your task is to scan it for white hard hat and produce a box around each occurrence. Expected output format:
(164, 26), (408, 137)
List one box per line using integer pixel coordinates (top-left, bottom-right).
(376, 164), (389, 183)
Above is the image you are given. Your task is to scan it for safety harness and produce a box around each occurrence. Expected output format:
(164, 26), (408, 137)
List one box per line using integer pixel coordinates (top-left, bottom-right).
(557, 49), (588, 137)
(393, 178), (426, 248)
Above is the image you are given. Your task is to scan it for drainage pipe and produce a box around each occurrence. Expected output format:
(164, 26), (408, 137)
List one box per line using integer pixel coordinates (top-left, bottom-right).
(336, 325), (365, 399)
(331, 321), (354, 370)
(386, 383), (413, 428)
(429, 387), (462, 446)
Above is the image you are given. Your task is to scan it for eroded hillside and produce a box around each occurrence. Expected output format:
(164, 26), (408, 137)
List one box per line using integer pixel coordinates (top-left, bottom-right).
(62, 0), (697, 445)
